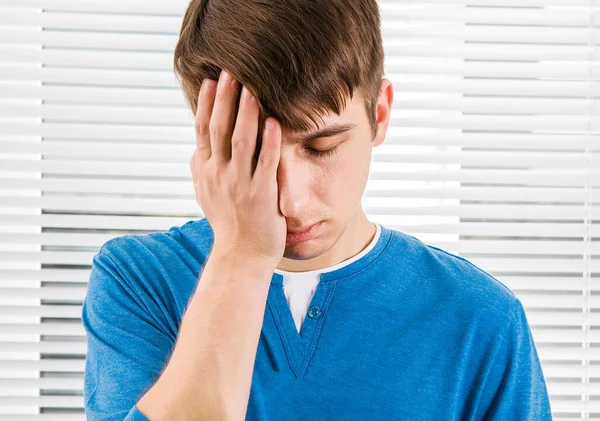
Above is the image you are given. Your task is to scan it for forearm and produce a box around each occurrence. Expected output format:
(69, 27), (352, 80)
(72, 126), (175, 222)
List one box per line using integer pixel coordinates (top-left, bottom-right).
(136, 249), (275, 421)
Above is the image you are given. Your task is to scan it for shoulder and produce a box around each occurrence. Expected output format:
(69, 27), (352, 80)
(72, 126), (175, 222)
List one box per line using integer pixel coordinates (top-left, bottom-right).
(389, 229), (519, 326)
(90, 218), (215, 322)
(98, 217), (214, 270)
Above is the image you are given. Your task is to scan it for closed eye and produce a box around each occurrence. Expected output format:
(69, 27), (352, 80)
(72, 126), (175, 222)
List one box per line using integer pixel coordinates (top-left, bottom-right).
(304, 145), (339, 158)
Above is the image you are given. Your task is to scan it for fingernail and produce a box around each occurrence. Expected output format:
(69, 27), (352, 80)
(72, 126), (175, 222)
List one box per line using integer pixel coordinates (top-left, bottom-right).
(221, 70), (233, 83)
(265, 119), (275, 130)
(201, 78), (214, 93)
(241, 86), (252, 100)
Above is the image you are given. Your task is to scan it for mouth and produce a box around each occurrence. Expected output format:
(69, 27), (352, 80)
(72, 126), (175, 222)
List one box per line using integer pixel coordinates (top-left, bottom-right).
(287, 224), (318, 234)
(286, 221), (323, 244)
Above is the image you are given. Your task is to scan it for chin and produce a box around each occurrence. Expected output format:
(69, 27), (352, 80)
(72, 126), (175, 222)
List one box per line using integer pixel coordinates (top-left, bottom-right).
(283, 239), (324, 261)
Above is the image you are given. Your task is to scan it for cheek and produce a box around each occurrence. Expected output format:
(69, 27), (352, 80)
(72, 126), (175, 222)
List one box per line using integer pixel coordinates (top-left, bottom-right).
(347, 155), (371, 200)
(313, 151), (370, 204)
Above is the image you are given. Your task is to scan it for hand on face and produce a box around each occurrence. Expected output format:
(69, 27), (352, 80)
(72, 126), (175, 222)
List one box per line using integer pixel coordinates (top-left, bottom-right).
(190, 69), (287, 266)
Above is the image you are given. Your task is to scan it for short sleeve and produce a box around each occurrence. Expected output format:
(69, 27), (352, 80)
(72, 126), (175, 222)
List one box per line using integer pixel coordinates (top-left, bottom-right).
(82, 244), (177, 421)
(476, 299), (553, 420)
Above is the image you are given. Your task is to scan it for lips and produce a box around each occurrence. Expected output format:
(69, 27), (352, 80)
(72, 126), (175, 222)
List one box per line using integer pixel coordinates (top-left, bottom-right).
(287, 225), (314, 234)
(285, 221), (323, 245)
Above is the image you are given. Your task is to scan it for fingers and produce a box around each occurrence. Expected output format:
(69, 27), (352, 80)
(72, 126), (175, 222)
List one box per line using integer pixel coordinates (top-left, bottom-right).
(192, 68), (280, 185)
(231, 85), (260, 179)
(194, 77), (217, 162)
(209, 69), (240, 163)
(253, 117), (281, 184)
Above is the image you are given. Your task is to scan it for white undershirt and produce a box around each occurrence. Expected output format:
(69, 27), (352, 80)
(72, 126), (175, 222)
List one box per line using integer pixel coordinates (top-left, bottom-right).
(274, 222), (381, 334)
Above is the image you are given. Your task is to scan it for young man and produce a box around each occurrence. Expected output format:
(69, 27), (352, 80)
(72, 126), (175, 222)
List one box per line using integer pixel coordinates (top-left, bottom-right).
(82, 0), (552, 420)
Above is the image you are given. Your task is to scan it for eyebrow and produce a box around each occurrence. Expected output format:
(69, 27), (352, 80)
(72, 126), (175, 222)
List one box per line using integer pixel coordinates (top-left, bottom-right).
(288, 122), (358, 144)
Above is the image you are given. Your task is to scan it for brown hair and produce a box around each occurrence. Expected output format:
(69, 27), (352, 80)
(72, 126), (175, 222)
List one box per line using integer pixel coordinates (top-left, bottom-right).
(173, 0), (384, 139)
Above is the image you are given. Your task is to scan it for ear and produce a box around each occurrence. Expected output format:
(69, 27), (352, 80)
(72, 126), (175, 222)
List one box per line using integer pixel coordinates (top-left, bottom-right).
(372, 78), (394, 148)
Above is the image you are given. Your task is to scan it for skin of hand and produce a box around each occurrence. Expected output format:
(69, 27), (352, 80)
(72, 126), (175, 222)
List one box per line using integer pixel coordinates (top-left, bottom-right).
(189, 69), (287, 266)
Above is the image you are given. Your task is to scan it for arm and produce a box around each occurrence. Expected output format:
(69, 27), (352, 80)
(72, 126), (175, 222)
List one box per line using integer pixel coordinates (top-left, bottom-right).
(139, 68), (285, 420)
(475, 299), (553, 420)
(82, 242), (275, 421)
(136, 249), (275, 421)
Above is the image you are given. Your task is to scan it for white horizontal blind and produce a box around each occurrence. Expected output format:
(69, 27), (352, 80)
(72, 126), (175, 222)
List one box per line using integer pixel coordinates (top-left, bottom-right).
(0, 0), (593, 419)
(0, 1), (193, 419)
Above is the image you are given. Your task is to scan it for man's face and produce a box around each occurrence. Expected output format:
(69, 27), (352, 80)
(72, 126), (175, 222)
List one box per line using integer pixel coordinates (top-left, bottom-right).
(272, 78), (394, 270)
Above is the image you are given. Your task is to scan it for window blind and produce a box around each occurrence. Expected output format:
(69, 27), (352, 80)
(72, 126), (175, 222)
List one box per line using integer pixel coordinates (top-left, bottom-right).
(0, 0), (593, 419)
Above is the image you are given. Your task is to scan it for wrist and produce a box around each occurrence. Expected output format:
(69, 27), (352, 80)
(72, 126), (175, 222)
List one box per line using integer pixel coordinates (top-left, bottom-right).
(209, 246), (279, 277)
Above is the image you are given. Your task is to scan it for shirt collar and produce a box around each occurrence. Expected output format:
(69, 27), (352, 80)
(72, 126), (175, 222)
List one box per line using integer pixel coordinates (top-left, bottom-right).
(270, 222), (392, 285)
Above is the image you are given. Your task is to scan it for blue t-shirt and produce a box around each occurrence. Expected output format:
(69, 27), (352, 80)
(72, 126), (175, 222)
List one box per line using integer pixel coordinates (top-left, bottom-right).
(82, 217), (552, 420)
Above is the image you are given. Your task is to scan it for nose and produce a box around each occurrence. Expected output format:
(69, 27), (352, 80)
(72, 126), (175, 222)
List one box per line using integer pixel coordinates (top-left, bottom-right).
(277, 151), (310, 218)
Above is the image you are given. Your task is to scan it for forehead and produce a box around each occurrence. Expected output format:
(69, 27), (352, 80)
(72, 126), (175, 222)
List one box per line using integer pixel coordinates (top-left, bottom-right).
(258, 92), (364, 143)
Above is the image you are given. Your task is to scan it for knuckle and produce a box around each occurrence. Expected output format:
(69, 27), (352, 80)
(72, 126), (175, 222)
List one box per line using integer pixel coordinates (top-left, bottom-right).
(225, 178), (238, 197)
(194, 119), (209, 137)
(209, 122), (223, 141)
(196, 144), (210, 156)
(230, 136), (246, 152)
(193, 176), (201, 191)
(258, 154), (272, 168)
(248, 185), (260, 201)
